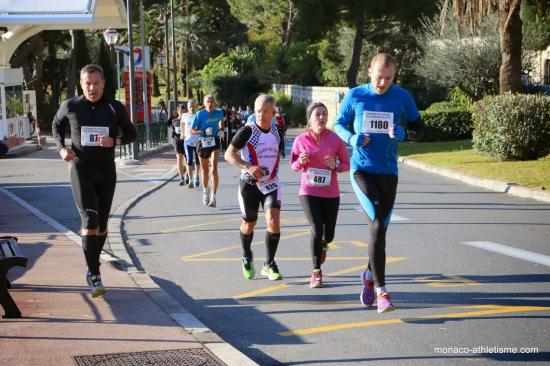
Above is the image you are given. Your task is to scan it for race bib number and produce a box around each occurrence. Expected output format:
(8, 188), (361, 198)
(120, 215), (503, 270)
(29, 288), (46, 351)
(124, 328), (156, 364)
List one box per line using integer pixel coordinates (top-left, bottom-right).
(201, 136), (216, 148)
(257, 177), (280, 195)
(81, 126), (109, 146)
(362, 111), (393, 134)
(306, 168), (331, 187)
(174, 126), (181, 134)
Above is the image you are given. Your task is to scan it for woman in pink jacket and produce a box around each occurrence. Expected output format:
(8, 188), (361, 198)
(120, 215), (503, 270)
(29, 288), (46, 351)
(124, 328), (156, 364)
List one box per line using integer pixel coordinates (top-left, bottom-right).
(290, 102), (350, 288)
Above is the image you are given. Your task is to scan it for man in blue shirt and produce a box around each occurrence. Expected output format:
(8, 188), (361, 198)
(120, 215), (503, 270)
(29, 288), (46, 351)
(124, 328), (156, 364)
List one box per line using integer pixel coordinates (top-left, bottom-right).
(334, 53), (424, 314)
(191, 94), (225, 207)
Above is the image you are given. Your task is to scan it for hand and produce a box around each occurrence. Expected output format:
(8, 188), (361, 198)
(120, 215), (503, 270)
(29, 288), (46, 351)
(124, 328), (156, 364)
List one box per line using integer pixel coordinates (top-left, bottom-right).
(60, 147), (76, 161)
(324, 156), (336, 170)
(389, 124), (406, 141)
(180, 133), (185, 140)
(98, 135), (115, 148)
(298, 151), (309, 165)
(4, 135), (24, 149)
(247, 165), (265, 180)
(349, 133), (370, 147)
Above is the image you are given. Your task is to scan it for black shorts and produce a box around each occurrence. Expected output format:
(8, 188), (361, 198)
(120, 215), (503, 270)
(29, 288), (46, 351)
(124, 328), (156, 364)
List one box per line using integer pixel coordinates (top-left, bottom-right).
(238, 179), (281, 222)
(197, 136), (221, 159)
(173, 138), (185, 155)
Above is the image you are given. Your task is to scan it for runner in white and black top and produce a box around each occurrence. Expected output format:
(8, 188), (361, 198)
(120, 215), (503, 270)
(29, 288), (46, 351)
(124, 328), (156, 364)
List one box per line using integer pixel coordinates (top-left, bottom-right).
(224, 94), (285, 281)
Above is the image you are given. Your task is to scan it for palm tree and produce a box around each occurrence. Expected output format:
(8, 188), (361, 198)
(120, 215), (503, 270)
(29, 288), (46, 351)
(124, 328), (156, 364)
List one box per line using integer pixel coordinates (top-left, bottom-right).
(173, 14), (208, 98)
(440, 0), (523, 93)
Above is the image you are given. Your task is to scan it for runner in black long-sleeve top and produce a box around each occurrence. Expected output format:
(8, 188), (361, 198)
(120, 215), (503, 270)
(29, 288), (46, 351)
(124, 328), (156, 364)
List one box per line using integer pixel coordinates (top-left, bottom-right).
(52, 64), (137, 298)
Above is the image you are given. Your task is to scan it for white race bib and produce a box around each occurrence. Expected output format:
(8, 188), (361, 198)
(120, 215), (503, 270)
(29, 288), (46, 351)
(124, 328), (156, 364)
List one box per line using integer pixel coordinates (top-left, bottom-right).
(306, 168), (332, 187)
(362, 111), (393, 134)
(201, 136), (216, 148)
(81, 126), (109, 146)
(174, 126), (181, 134)
(256, 177), (280, 195)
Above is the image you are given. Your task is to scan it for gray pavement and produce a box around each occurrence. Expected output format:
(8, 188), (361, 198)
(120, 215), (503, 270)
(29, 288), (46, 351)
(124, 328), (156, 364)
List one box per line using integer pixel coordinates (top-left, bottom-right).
(0, 131), (550, 365)
(0, 139), (257, 365)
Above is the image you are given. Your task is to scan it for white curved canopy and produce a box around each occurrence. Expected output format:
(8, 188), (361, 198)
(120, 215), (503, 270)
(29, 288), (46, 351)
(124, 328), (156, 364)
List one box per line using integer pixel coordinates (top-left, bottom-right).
(0, 0), (127, 66)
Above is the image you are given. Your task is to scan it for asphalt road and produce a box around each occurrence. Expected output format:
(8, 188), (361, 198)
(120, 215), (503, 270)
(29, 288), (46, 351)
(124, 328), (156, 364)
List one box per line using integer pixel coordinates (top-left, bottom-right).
(2, 140), (549, 365)
(123, 148), (550, 365)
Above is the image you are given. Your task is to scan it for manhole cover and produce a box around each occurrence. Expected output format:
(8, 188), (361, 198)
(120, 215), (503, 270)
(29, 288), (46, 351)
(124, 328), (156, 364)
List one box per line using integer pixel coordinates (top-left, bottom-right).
(73, 348), (226, 366)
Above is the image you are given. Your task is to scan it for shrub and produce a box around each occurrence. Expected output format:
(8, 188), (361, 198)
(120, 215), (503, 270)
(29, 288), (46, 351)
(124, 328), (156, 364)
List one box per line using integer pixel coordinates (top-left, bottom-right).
(420, 101), (472, 141)
(472, 93), (550, 161)
(286, 102), (307, 127)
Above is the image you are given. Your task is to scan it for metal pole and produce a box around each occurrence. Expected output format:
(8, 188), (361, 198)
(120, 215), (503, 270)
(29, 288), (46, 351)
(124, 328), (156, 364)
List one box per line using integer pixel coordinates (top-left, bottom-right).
(164, 9), (170, 113)
(139, 0), (150, 148)
(127, 0), (139, 160)
(170, 0), (178, 106)
(116, 52), (121, 100)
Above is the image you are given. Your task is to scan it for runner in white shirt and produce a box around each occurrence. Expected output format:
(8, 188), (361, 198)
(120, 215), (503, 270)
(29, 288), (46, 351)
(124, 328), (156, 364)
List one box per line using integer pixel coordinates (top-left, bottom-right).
(224, 94), (285, 281)
(181, 100), (200, 188)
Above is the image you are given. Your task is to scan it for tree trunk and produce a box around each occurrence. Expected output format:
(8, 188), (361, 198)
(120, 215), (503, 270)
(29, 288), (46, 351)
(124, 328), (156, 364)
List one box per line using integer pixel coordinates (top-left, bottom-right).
(346, 15), (364, 88)
(498, 0), (523, 93)
(152, 69), (161, 97)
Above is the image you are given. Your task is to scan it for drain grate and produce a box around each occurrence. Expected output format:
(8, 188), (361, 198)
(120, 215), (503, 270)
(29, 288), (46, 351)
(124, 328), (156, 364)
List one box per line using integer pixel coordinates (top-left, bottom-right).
(73, 348), (226, 366)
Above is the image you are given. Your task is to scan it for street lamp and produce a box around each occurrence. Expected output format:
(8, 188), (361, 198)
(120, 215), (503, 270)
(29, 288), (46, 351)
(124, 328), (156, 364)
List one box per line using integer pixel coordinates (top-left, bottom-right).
(103, 28), (122, 100)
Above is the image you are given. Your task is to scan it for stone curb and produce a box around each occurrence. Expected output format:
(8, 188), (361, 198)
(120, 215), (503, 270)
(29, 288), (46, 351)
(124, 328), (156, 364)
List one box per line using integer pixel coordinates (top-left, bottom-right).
(399, 157), (550, 203)
(107, 165), (258, 366)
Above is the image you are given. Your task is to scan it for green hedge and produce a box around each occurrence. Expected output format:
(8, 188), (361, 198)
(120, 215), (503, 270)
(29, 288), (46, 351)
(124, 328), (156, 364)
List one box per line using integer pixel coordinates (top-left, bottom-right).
(420, 102), (472, 141)
(472, 93), (550, 161)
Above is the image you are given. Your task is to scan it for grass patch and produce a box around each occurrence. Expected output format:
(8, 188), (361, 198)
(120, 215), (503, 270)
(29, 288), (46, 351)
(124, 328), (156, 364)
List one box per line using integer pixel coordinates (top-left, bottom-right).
(398, 140), (550, 190)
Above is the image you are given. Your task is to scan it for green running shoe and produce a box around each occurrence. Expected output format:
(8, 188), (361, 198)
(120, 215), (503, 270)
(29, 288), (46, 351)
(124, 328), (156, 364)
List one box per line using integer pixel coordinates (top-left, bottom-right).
(242, 257), (255, 279)
(261, 261), (283, 281)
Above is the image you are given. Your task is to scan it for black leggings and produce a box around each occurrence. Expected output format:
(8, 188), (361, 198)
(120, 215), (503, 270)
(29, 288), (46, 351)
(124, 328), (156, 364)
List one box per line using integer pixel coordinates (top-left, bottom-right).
(351, 170), (398, 287)
(299, 195), (340, 269)
(69, 161), (116, 232)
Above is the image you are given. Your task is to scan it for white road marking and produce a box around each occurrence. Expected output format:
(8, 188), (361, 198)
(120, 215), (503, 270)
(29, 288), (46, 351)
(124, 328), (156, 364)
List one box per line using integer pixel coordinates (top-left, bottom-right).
(462, 241), (550, 267)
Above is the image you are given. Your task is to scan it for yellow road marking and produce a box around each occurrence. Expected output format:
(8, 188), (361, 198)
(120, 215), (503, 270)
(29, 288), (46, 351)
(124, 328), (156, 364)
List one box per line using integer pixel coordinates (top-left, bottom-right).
(331, 240), (369, 248)
(181, 230), (310, 261)
(162, 215), (258, 233)
(184, 256), (371, 262)
(415, 275), (481, 287)
(233, 257), (407, 300)
(279, 305), (550, 336)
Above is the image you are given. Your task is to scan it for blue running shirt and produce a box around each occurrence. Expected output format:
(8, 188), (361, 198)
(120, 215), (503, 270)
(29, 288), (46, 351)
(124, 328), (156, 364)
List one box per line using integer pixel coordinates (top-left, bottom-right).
(334, 83), (420, 175)
(192, 108), (224, 138)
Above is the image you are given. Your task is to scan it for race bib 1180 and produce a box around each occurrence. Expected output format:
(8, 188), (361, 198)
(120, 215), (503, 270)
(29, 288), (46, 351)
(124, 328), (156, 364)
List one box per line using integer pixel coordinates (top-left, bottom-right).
(362, 111), (393, 134)
(81, 126), (109, 146)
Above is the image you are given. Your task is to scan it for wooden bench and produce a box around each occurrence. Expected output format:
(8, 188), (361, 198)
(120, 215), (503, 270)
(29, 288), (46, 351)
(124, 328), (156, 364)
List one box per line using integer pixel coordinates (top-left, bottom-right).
(0, 236), (28, 318)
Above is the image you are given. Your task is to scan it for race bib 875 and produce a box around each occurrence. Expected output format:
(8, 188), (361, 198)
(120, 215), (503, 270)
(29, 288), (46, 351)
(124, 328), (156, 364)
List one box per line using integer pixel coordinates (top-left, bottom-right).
(81, 126), (109, 146)
(362, 111), (393, 134)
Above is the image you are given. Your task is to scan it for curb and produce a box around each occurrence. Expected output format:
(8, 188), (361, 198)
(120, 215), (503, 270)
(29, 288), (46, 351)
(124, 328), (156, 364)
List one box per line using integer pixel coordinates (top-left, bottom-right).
(107, 166), (259, 366)
(399, 157), (550, 203)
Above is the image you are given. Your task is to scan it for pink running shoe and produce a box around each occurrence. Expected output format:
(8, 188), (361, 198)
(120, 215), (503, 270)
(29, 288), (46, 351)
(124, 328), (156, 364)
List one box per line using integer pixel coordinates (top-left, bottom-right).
(310, 270), (323, 288)
(377, 292), (394, 313)
(360, 269), (375, 307)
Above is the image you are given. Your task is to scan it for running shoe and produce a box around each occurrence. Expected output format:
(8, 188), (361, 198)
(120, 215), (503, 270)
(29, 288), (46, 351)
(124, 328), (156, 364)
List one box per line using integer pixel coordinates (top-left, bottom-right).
(194, 176), (200, 188)
(377, 292), (394, 313)
(207, 196), (216, 207)
(188, 180), (195, 189)
(184, 174), (190, 185)
(241, 257), (255, 279)
(86, 272), (106, 298)
(202, 189), (210, 205)
(360, 268), (375, 307)
(179, 178), (185, 186)
(310, 269), (323, 288)
(261, 261), (283, 281)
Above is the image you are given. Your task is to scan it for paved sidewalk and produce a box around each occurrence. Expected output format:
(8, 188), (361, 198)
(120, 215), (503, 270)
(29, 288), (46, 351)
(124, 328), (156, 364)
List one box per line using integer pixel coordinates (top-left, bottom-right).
(0, 144), (257, 365)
